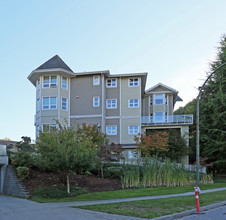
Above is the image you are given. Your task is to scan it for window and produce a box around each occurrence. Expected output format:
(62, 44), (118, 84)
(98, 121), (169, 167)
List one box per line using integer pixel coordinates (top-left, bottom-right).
(61, 97), (68, 111)
(93, 97), (100, 107)
(128, 126), (139, 134)
(154, 94), (164, 105)
(106, 99), (117, 109)
(37, 99), (40, 112)
(128, 150), (137, 159)
(42, 97), (57, 110)
(37, 78), (40, 90)
(106, 78), (117, 87)
(43, 76), (57, 88)
(128, 78), (139, 87)
(43, 124), (57, 132)
(106, 125), (117, 135)
(154, 112), (164, 122)
(128, 99), (139, 108)
(93, 75), (100, 85)
(36, 126), (40, 137)
(62, 77), (68, 89)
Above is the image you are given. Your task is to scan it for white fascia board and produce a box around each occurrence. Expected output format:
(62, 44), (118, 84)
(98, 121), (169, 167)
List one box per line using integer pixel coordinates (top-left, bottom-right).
(70, 114), (102, 118)
(145, 83), (178, 93)
(109, 72), (147, 78)
(74, 70), (110, 76)
(28, 68), (75, 86)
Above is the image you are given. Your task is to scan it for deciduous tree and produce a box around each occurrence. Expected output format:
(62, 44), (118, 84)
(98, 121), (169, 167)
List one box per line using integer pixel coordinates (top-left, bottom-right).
(135, 131), (168, 157)
(36, 123), (99, 194)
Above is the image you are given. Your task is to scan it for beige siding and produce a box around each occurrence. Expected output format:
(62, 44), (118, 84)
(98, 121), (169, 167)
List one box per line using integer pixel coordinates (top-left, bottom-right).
(121, 77), (141, 117)
(105, 119), (120, 144)
(168, 94), (174, 114)
(151, 86), (171, 92)
(121, 118), (140, 144)
(142, 96), (149, 116)
(105, 78), (120, 117)
(70, 117), (102, 127)
(70, 76), (102, 116)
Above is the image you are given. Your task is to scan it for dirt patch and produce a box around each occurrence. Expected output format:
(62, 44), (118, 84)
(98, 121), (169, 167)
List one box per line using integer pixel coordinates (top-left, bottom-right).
(22, 169), (122, 196)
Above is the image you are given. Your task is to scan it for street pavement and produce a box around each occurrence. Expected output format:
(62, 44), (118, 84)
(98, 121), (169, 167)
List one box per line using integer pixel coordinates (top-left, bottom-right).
(0, 195), (145, 220)
(0, 187), (226, 220)
(177, 204), (226, 220)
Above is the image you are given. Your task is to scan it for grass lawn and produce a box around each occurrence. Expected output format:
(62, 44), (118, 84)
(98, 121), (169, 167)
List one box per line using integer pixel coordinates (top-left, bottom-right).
(31, 182), (226, 203)
(76, 190), (226, 219)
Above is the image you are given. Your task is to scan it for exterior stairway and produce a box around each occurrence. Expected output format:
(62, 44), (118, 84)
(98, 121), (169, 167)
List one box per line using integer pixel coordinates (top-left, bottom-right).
(3, 165), (29, 198)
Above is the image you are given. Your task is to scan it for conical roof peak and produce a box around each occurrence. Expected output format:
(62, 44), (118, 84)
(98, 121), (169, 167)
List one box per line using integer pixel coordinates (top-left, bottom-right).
(36, 55), (73, 72)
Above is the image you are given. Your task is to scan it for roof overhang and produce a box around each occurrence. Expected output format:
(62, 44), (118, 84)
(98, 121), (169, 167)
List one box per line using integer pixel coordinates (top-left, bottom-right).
(145, 83), (177, 93)
(28, 68), (75, 86)
(74, 70), (110, 77)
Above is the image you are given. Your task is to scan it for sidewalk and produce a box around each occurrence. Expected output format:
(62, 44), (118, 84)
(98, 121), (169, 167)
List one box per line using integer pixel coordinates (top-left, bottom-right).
(45, 187), (226, 208)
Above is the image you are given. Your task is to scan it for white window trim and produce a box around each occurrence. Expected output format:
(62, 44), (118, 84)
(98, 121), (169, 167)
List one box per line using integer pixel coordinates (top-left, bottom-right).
(93, 75), (100, 86)
(106, 125), (117, 135)
(106, 78), (117, 88)
(42, 76), (58, 88)
(106, 99), (117, 109)
(37, 99), (40, 112)
(42, 97), (57, 110)
(154, 94), (165, 105)
(128, 125), (139, 135)
(37, 78), (40, 91)
(42, 124), (57, 132)
(128, 150), (137, 159)
(61, 97), (68, 111)
(93, 96), (100, 107)
(128, 78), (139, 87)
(61, 76), (68, 90)
(128, 99), (139, 108)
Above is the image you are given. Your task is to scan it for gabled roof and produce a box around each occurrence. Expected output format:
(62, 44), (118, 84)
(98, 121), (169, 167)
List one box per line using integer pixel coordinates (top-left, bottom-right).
(36, 55), (73, 72)
(145, 83), (177, 93)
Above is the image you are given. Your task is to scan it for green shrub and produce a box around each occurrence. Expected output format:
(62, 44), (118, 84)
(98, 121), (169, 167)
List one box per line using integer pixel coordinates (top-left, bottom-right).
(104, 165), (123, 179)
(33, 186), (88, 198)
(16, 166), (30, 180)
(11, 151), (34, 168)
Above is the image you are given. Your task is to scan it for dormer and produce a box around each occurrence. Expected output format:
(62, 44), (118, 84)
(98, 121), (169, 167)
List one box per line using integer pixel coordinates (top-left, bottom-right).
(142, 83), (183, 116)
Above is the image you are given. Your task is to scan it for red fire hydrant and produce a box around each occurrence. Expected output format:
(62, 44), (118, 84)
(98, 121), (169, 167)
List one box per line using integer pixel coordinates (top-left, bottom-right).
(194, 185), (200, 213)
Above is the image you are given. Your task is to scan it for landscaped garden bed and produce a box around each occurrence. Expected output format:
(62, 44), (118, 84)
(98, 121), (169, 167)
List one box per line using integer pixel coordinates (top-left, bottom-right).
(22, 168), (122, 197)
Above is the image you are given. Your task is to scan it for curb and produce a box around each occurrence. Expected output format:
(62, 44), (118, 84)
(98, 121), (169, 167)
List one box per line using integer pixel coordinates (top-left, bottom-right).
(152, 201), (226, 220)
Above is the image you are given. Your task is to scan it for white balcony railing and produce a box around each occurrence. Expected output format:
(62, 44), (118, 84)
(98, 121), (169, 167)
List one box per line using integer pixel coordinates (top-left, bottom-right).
(141, 114), (193, 125)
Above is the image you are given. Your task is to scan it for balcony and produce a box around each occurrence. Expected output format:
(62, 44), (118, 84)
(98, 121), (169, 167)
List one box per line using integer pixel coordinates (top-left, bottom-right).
(141, 114), (193, 126)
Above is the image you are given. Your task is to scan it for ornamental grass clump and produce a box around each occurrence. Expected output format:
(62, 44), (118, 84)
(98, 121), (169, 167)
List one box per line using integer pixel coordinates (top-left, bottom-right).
(120, 158), (209, 189)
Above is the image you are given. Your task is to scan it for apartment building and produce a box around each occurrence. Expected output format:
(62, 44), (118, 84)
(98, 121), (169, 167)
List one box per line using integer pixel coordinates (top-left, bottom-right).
(28, 55), (193, 163)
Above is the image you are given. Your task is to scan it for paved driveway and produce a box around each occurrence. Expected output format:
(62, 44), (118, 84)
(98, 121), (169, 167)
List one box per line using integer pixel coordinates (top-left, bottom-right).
(0, 195), (145, 220)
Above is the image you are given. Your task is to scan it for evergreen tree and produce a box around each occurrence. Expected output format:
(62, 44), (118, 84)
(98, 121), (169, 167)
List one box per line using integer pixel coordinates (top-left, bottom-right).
(200, 35), (226, 174)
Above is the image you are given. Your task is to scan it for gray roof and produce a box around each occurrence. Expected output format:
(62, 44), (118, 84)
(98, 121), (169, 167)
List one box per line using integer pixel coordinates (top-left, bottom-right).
(175, 95), (183, 101)
(36, 55), (73, 72)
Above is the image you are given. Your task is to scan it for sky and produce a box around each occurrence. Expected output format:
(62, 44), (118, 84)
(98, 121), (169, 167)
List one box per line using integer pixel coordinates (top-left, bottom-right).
(0, 0), (225, 141)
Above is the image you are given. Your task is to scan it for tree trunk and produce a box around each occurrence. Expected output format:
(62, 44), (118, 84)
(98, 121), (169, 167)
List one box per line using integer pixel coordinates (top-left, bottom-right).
(66, 173), (70, 194)
(101, 164), (104, 179)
